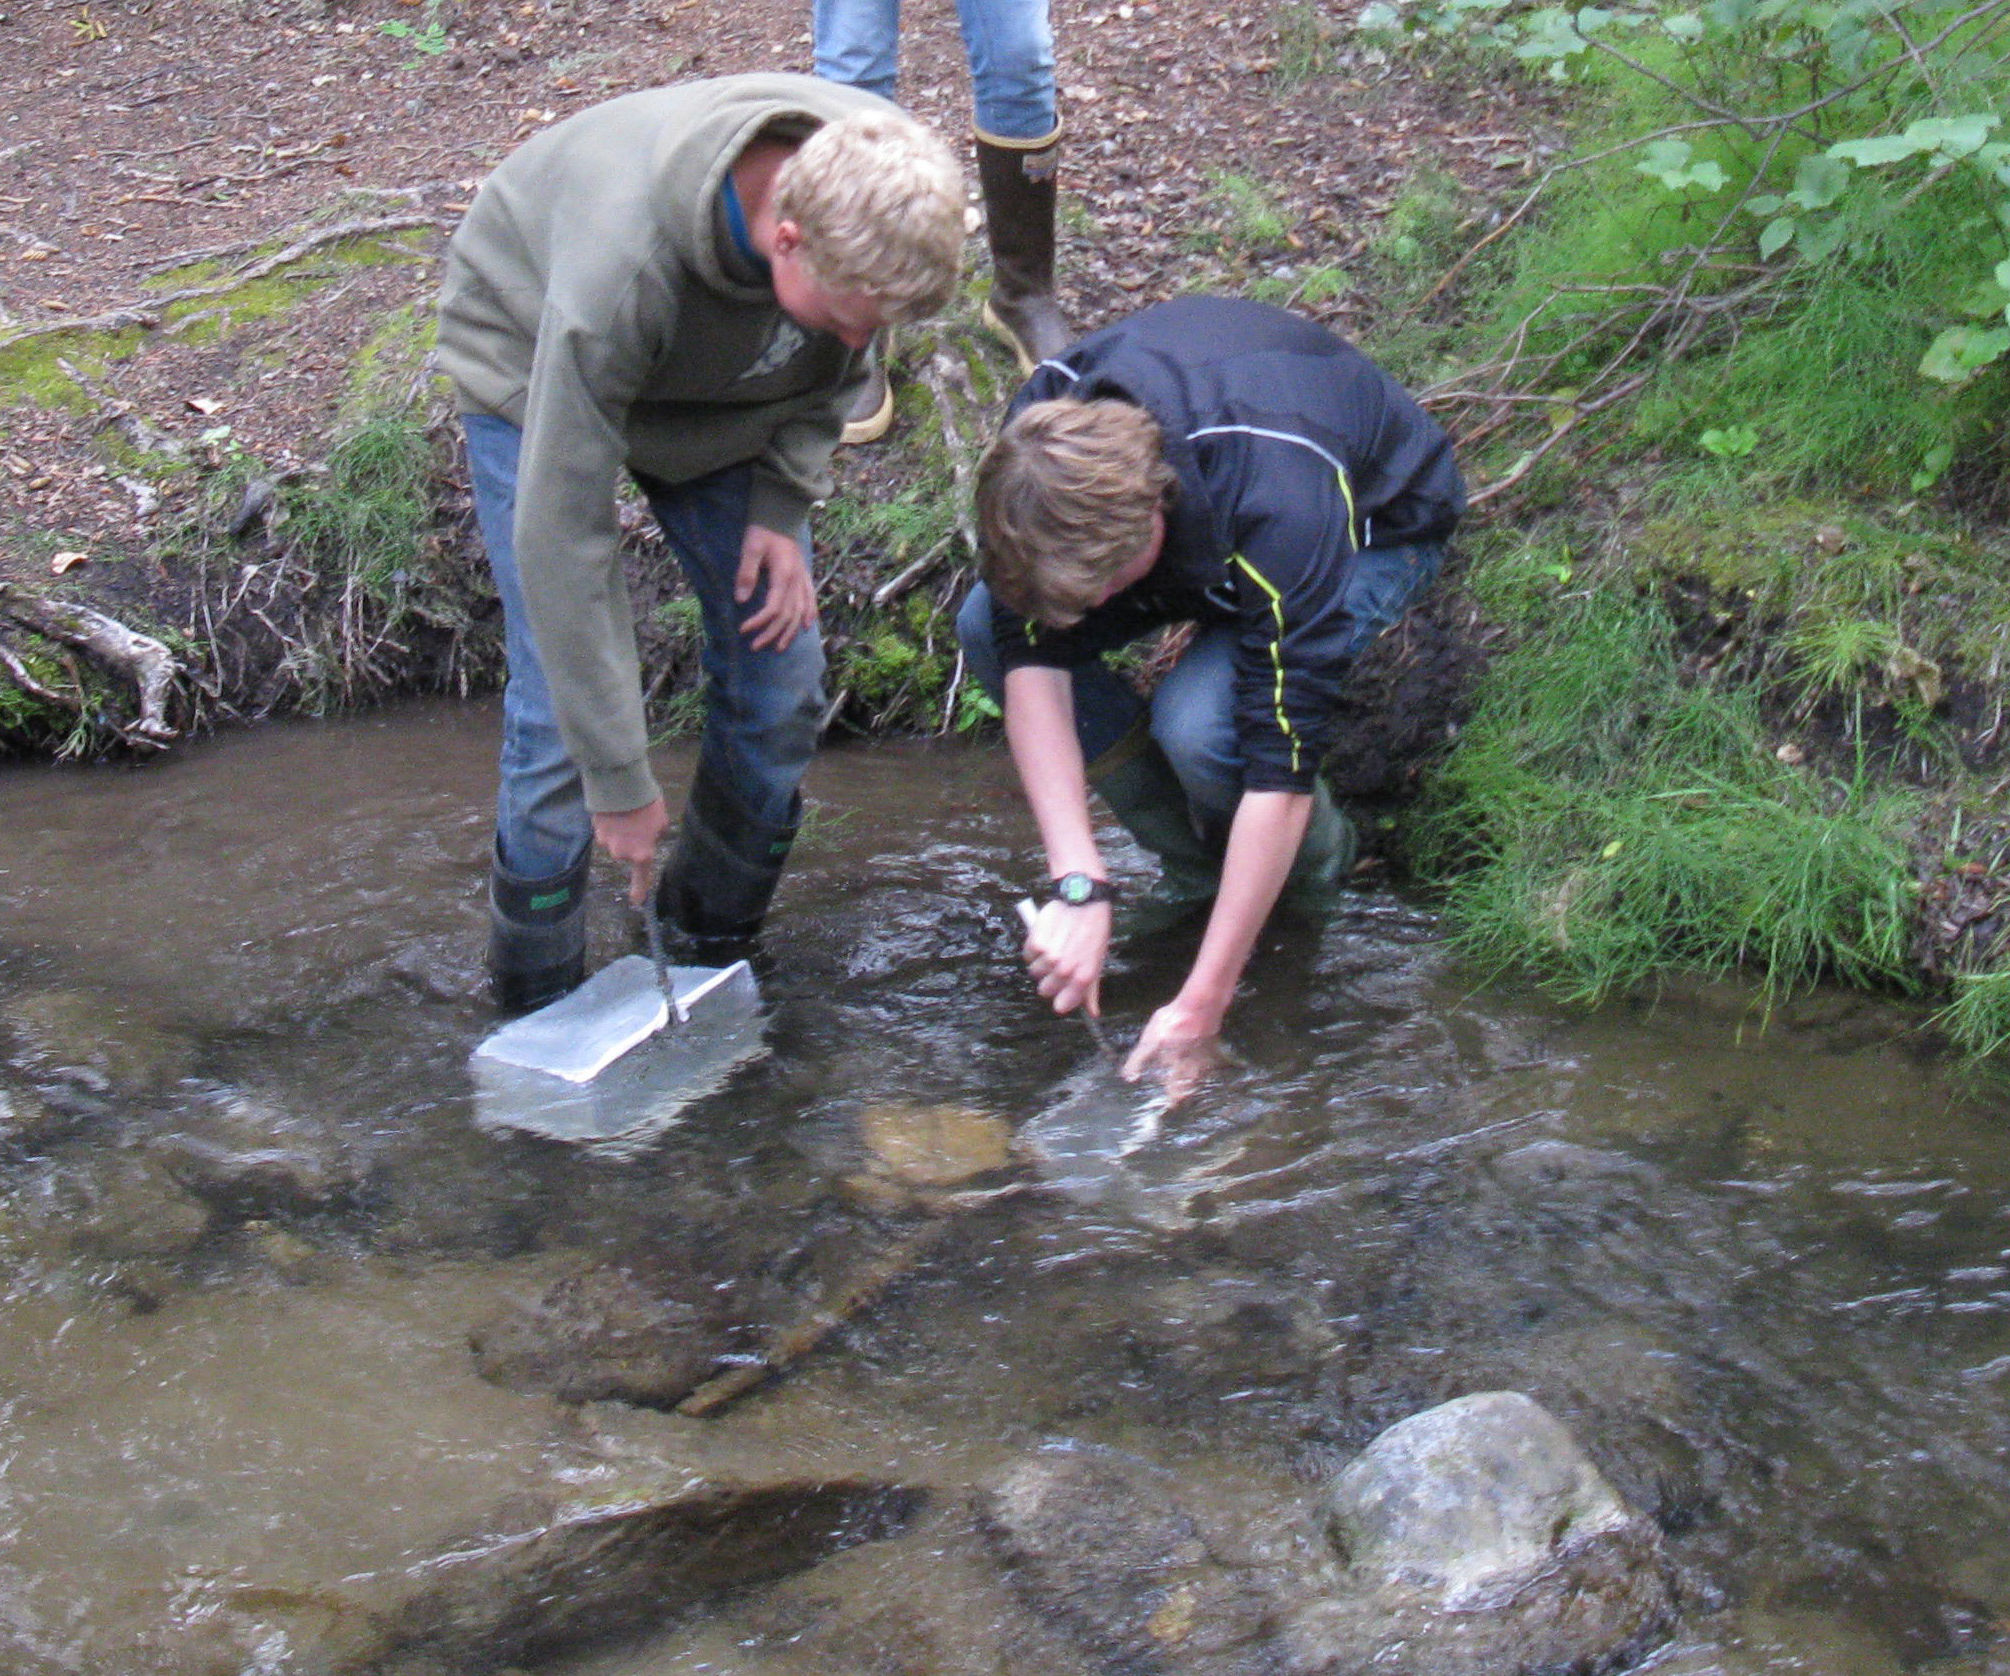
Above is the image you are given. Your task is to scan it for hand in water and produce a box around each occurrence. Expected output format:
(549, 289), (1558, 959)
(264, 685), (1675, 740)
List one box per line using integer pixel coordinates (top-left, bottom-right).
(1123, 996), (1227, 1105)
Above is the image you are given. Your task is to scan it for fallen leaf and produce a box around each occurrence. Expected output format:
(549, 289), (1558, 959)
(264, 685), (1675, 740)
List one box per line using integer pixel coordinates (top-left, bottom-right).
(40, 298), (70, 310)
(1814, 523), (1848, 553)
(51, 551), (88, 574)
(1776, 742), (1806, 764)
(185, 397), (223, 416)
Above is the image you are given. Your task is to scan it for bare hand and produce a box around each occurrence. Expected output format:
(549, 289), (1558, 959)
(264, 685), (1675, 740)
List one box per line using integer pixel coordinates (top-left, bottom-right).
(1023, 898), (1112, 1018)
(735, 527), (818, 652)
(1123, 996), (1227, 1105)
(592, 798), (669, 905)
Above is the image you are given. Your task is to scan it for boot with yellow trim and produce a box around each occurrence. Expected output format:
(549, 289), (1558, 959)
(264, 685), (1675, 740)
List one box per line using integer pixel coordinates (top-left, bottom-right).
(837, 336), (893, 448)
(976, 130), (1071, 375)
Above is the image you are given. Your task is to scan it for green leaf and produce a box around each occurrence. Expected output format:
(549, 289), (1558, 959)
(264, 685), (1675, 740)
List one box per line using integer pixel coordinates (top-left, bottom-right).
(1919, 325), (2010, 385)
(1663, 10), (1705, 38)
(1698, 424), (1759, 458)
(1908, 114), (1998, 160)
(1828, 133), (1930, 166)
(1911, 441), (1955, 492)
(1355, 2), (1403, 31)
(1796, 217), (1846, 261)
(1759, 216), (1796, 258)
(1790, 154), (1851, 210)
(1997, 257), (2010, 292)
(1745, 193), (1784, 217)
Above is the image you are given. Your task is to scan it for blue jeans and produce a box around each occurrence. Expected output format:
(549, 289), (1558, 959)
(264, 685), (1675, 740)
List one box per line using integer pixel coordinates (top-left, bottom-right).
(813, 0), (1057, 141)
(464, 414), (826, 881)
(955, 541), (1445, 827)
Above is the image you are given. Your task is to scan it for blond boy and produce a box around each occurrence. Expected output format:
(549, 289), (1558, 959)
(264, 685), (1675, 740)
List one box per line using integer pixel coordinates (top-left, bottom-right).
(439, 76), (962, 1008)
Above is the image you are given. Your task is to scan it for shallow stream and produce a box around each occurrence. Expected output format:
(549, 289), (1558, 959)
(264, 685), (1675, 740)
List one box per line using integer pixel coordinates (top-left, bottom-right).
(2, 701), (2007, 1674)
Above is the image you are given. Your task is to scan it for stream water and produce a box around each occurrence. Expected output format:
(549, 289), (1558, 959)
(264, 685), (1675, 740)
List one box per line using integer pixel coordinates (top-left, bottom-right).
(2, 700), (2007, 1675)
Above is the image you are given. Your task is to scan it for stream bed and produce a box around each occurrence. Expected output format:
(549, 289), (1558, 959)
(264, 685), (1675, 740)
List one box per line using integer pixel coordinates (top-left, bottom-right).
(2, 700), (2007, 1674)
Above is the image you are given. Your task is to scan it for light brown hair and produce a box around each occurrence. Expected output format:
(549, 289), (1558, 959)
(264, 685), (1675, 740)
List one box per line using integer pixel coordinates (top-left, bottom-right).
(975, 398), (1178, 626)
(773, 111), (964, 322)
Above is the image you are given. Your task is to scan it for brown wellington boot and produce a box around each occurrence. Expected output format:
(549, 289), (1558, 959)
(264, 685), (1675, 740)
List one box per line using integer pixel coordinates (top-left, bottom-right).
(975, 131), (1072, 375)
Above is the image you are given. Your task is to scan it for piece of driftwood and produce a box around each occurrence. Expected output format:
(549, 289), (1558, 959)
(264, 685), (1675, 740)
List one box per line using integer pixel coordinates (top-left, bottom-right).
(675, 1217), (954, 1418)
(0, 582), (180, 743)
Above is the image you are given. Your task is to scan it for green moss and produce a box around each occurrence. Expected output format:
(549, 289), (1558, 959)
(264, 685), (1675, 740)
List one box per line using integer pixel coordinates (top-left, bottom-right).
(0, 329), (143, 413)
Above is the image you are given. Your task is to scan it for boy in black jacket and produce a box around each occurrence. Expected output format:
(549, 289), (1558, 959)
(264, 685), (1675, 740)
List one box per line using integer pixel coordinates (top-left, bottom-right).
(956, 296), (1464, 1092)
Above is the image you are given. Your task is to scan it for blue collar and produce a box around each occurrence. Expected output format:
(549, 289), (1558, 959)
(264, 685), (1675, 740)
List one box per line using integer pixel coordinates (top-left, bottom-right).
(719, 174), (771, 282)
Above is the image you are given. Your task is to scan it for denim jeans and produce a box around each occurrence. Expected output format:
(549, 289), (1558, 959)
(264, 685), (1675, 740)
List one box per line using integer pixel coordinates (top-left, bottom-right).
(955, 541), (1445, 826)
(813, 0), (1057, 141)
(464, 413), (826, 881)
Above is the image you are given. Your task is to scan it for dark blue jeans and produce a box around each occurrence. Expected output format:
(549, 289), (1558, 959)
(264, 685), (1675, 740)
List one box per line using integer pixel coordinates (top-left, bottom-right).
(956, 541), (1444, 826)
(464, 414), (826, 881)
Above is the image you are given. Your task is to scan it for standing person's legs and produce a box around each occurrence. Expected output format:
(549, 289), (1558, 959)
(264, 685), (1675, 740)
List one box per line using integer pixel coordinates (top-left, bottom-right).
(464, 413), (595, 1009)
(641, 468), (828, 943)
(811, 0), (902, 98)
(813, 0), (904, 444)
(957, 0), (1070, 370)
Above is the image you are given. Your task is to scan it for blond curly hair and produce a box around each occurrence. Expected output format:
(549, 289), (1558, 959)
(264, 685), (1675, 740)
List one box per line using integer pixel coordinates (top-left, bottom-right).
(773, 111), (965, 322)
(976, 398), (1178, 627)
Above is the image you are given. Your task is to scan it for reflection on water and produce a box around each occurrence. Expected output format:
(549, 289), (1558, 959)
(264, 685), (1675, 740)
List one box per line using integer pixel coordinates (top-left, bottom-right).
(2, 700), (2007, 1675)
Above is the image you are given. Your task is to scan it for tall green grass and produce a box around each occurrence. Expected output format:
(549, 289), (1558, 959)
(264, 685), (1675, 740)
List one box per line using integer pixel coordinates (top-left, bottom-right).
(1411, 587), (1919, 1005)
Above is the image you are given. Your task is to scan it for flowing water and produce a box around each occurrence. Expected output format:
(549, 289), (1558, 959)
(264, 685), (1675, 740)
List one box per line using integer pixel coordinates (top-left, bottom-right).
(1, 701), (2007, 1674)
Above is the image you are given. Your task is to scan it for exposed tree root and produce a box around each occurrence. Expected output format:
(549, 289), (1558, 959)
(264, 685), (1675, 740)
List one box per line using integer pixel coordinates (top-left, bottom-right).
(0, 583), (180, 744)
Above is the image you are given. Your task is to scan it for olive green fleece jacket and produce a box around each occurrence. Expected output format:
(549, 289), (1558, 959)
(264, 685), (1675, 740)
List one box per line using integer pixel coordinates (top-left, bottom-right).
(437, 73), (892, 814)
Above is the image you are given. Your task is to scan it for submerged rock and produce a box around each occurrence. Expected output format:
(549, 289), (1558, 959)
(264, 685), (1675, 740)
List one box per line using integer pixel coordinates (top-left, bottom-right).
(63, 1149), (214, 1260)
(150, 1085), (365, 1219)
(2, 987), (198, 1097)
(1288, 1391), (1676, 1675)
(200, 1468), (926, 1674)
(470, 1261), (748, 1408)
(977, 1452), (1281, 1672)
(859, 1101), (1014, 1188)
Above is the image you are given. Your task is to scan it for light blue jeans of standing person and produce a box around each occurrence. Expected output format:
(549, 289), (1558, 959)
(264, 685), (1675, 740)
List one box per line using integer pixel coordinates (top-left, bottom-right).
(954, 541), (1446, 832)
(812, 0), (1057, 140)
(463, 413), (827, 882)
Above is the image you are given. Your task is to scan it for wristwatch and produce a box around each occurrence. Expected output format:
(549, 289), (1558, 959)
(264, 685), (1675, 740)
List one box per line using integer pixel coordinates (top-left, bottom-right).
(1050, 871), (1118, 907)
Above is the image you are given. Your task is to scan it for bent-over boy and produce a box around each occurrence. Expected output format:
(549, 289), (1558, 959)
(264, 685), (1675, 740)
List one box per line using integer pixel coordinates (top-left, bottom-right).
(956, 296), (1465, 1091)
(438, 74), (964, 1009)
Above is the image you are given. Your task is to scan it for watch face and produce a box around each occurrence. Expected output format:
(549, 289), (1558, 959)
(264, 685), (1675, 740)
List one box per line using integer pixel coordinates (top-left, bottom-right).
(1060, 874), (1092, 905)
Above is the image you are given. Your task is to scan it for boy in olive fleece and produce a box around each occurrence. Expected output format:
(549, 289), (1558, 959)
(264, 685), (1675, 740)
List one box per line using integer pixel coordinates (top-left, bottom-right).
(438, 73), (963, 1009)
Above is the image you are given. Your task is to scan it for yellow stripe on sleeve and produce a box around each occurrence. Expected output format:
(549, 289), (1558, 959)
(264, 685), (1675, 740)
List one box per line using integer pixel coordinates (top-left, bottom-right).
(1228, 552), (1303, 775)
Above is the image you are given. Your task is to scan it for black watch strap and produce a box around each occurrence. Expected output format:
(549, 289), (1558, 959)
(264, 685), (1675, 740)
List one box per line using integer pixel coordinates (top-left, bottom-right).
(1050, 871), (1118, 907)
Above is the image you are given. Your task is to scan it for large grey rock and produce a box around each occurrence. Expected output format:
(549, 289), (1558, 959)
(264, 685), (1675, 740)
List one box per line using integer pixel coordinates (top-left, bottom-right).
(1288, 1391), (1676, 1676)
(150, 1086), (365, 1219)
(977, 1452), (1281, 1672)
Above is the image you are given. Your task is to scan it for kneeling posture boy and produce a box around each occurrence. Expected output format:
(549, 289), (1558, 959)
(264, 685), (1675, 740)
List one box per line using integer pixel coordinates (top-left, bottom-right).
(958, 296), (1464, 1088)
(439, 74), (964, 1009)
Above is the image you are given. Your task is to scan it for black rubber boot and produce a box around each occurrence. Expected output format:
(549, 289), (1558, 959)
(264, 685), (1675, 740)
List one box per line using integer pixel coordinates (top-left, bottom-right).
(975, 131), (1071, 375)
(657, 768), (801, 946)
(487, 842), (591, 1013)
(1087, 724), (1224, 937)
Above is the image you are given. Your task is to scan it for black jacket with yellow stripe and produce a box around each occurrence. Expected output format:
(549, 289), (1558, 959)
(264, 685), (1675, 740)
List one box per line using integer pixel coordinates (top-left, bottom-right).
(989, 296), (1464, 792)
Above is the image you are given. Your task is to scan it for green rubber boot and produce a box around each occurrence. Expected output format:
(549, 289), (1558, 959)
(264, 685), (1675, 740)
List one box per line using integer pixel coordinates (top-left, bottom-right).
(1278, 778), (1359, 913)
(487, 842), (591, 1013)
(1087, 725), (1224, 937)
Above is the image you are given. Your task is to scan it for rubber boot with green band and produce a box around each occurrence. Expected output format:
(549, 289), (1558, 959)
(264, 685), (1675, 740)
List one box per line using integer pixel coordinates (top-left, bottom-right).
(487, 842), (591, 1013)
(656, 767), (800, 946)
(1087, 724), (1224, 936)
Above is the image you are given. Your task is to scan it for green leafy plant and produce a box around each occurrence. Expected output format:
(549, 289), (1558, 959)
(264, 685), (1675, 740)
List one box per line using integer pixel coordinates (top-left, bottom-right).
(380, 2), (448, 58)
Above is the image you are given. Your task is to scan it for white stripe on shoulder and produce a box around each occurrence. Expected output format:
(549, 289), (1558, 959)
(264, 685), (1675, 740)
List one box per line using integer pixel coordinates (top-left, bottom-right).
(1036, 358), (1081, 380)
(1187, 424), (1344, 476)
